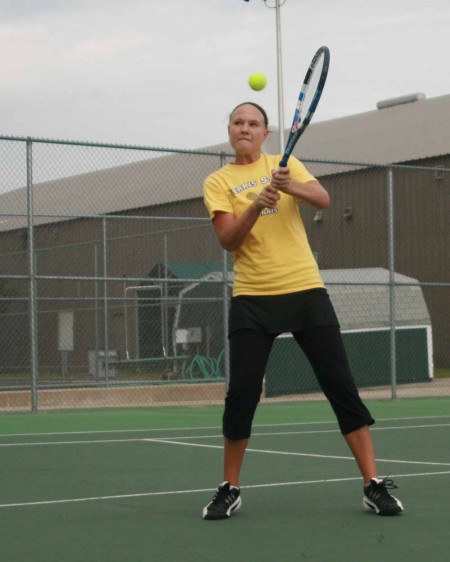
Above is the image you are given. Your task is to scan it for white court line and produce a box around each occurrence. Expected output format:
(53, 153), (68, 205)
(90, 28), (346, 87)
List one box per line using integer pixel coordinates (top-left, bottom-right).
(145, 438), (450, 467)
(1, 432), (449, 467)
(1, 470), (449, 510)
(0, 414), (448, 439)
(1, 421), (449, 448)
(0, 438), (147, 448)
(144, 422), (450, 441)
(253, 422), (450, 435)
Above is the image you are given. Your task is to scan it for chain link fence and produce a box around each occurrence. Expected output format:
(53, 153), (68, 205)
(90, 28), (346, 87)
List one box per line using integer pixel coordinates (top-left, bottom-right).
(0, 136), (449, 412)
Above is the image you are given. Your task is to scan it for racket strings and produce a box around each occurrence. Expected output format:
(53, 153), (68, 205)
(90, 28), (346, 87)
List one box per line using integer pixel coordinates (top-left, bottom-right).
(300, 53), (327, 123)
(280, 46), (330, 167)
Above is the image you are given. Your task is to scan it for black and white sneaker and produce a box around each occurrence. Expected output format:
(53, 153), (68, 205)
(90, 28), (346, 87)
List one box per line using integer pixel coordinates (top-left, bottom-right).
(363, 477), (404, 515)
(202, 481), (242, 520)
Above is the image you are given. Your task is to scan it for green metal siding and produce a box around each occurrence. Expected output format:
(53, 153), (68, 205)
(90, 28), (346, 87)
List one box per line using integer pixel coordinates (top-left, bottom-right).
(265, 327), (431, 398)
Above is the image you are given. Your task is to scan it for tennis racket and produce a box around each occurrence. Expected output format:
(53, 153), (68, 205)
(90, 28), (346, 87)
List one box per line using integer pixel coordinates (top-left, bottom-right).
(280, 46), (330, 167)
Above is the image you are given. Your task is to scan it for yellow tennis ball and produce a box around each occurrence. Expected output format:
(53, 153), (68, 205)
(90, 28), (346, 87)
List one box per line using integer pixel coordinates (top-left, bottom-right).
(248, 72), (267, 91)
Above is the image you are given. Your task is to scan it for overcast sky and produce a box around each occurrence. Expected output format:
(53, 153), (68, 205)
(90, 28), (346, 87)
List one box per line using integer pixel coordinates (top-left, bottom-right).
(1, 0), (449, 150)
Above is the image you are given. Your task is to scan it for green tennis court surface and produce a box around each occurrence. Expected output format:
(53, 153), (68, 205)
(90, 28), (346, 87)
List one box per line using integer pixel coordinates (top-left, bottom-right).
(1, 398), (449, 562)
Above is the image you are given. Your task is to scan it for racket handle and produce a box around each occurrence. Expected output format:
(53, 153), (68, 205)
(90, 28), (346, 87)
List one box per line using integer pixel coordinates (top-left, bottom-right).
(279, 155), (289, 167)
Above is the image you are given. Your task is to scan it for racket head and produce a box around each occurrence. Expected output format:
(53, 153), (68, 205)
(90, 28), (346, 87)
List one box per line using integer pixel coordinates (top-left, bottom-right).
(280, 46), (330, 167)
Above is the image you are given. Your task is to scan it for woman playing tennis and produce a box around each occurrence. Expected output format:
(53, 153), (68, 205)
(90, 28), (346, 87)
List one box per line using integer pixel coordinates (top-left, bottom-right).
(202, 102), (404, 520)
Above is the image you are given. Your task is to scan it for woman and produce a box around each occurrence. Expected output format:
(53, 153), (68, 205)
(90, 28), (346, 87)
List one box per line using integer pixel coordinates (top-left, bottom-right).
(202, 102), (403, 519)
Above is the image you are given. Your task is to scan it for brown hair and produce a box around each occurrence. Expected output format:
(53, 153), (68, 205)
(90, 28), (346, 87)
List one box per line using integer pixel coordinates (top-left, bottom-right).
(229, 102), (269, 127)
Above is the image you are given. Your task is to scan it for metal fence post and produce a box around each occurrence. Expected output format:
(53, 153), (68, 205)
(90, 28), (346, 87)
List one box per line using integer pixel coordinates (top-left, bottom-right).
(162, 233), (169, 357)
(102, 216), (109, 383)
(94, 243), (100, 379)
(222, 249), (230, 389)
(26, 139), (39, 411)
(387, 166), (397, 399)
(219, 152), (230, 389)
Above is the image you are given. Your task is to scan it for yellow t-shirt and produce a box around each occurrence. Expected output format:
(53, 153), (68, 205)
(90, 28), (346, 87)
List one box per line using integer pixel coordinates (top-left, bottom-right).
(203, 153), (324, 296)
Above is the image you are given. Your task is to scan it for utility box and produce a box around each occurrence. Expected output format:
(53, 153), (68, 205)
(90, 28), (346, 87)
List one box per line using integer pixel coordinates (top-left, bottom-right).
(175, 327), (202, 344)
(88, 350), (118, 378)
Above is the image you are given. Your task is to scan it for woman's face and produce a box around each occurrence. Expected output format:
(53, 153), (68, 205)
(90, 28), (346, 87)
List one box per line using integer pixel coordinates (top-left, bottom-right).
(228, 104), (268, 157)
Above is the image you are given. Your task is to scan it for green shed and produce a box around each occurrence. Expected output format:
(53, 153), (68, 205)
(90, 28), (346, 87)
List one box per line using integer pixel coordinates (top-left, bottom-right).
(265, 268), (433, 397)
(140, 265), (433, 392)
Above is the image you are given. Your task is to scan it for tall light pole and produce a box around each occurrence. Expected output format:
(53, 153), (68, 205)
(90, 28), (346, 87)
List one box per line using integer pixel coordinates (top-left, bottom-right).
(244, 0), (286, 152)
(274, 0), (285, 152)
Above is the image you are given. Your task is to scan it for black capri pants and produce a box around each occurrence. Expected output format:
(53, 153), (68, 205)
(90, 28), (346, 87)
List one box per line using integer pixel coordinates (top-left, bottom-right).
(223, 291), (374, 440)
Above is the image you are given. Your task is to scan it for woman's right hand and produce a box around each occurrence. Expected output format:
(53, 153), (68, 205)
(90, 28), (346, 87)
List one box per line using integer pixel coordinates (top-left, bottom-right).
(254, 185), (280, 210)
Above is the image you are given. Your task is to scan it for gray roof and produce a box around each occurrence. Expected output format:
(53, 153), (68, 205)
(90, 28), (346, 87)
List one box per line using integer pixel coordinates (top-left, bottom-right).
(322, 268), (431, 331)
(1, 93), (449, 233)
(207, 93), (450, 172)
(292, 93), (450, 166)
(0, 151), (222, 232)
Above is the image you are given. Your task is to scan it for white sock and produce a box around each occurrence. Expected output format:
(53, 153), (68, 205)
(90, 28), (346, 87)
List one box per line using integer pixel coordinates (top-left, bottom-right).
(365, 477), (382, 487)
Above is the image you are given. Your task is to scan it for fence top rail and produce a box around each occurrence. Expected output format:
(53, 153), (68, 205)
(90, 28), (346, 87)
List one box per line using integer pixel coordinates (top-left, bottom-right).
(0, 134), (231, 157)
(0, 212), (211, 222)
(0, 135), (449, 173)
